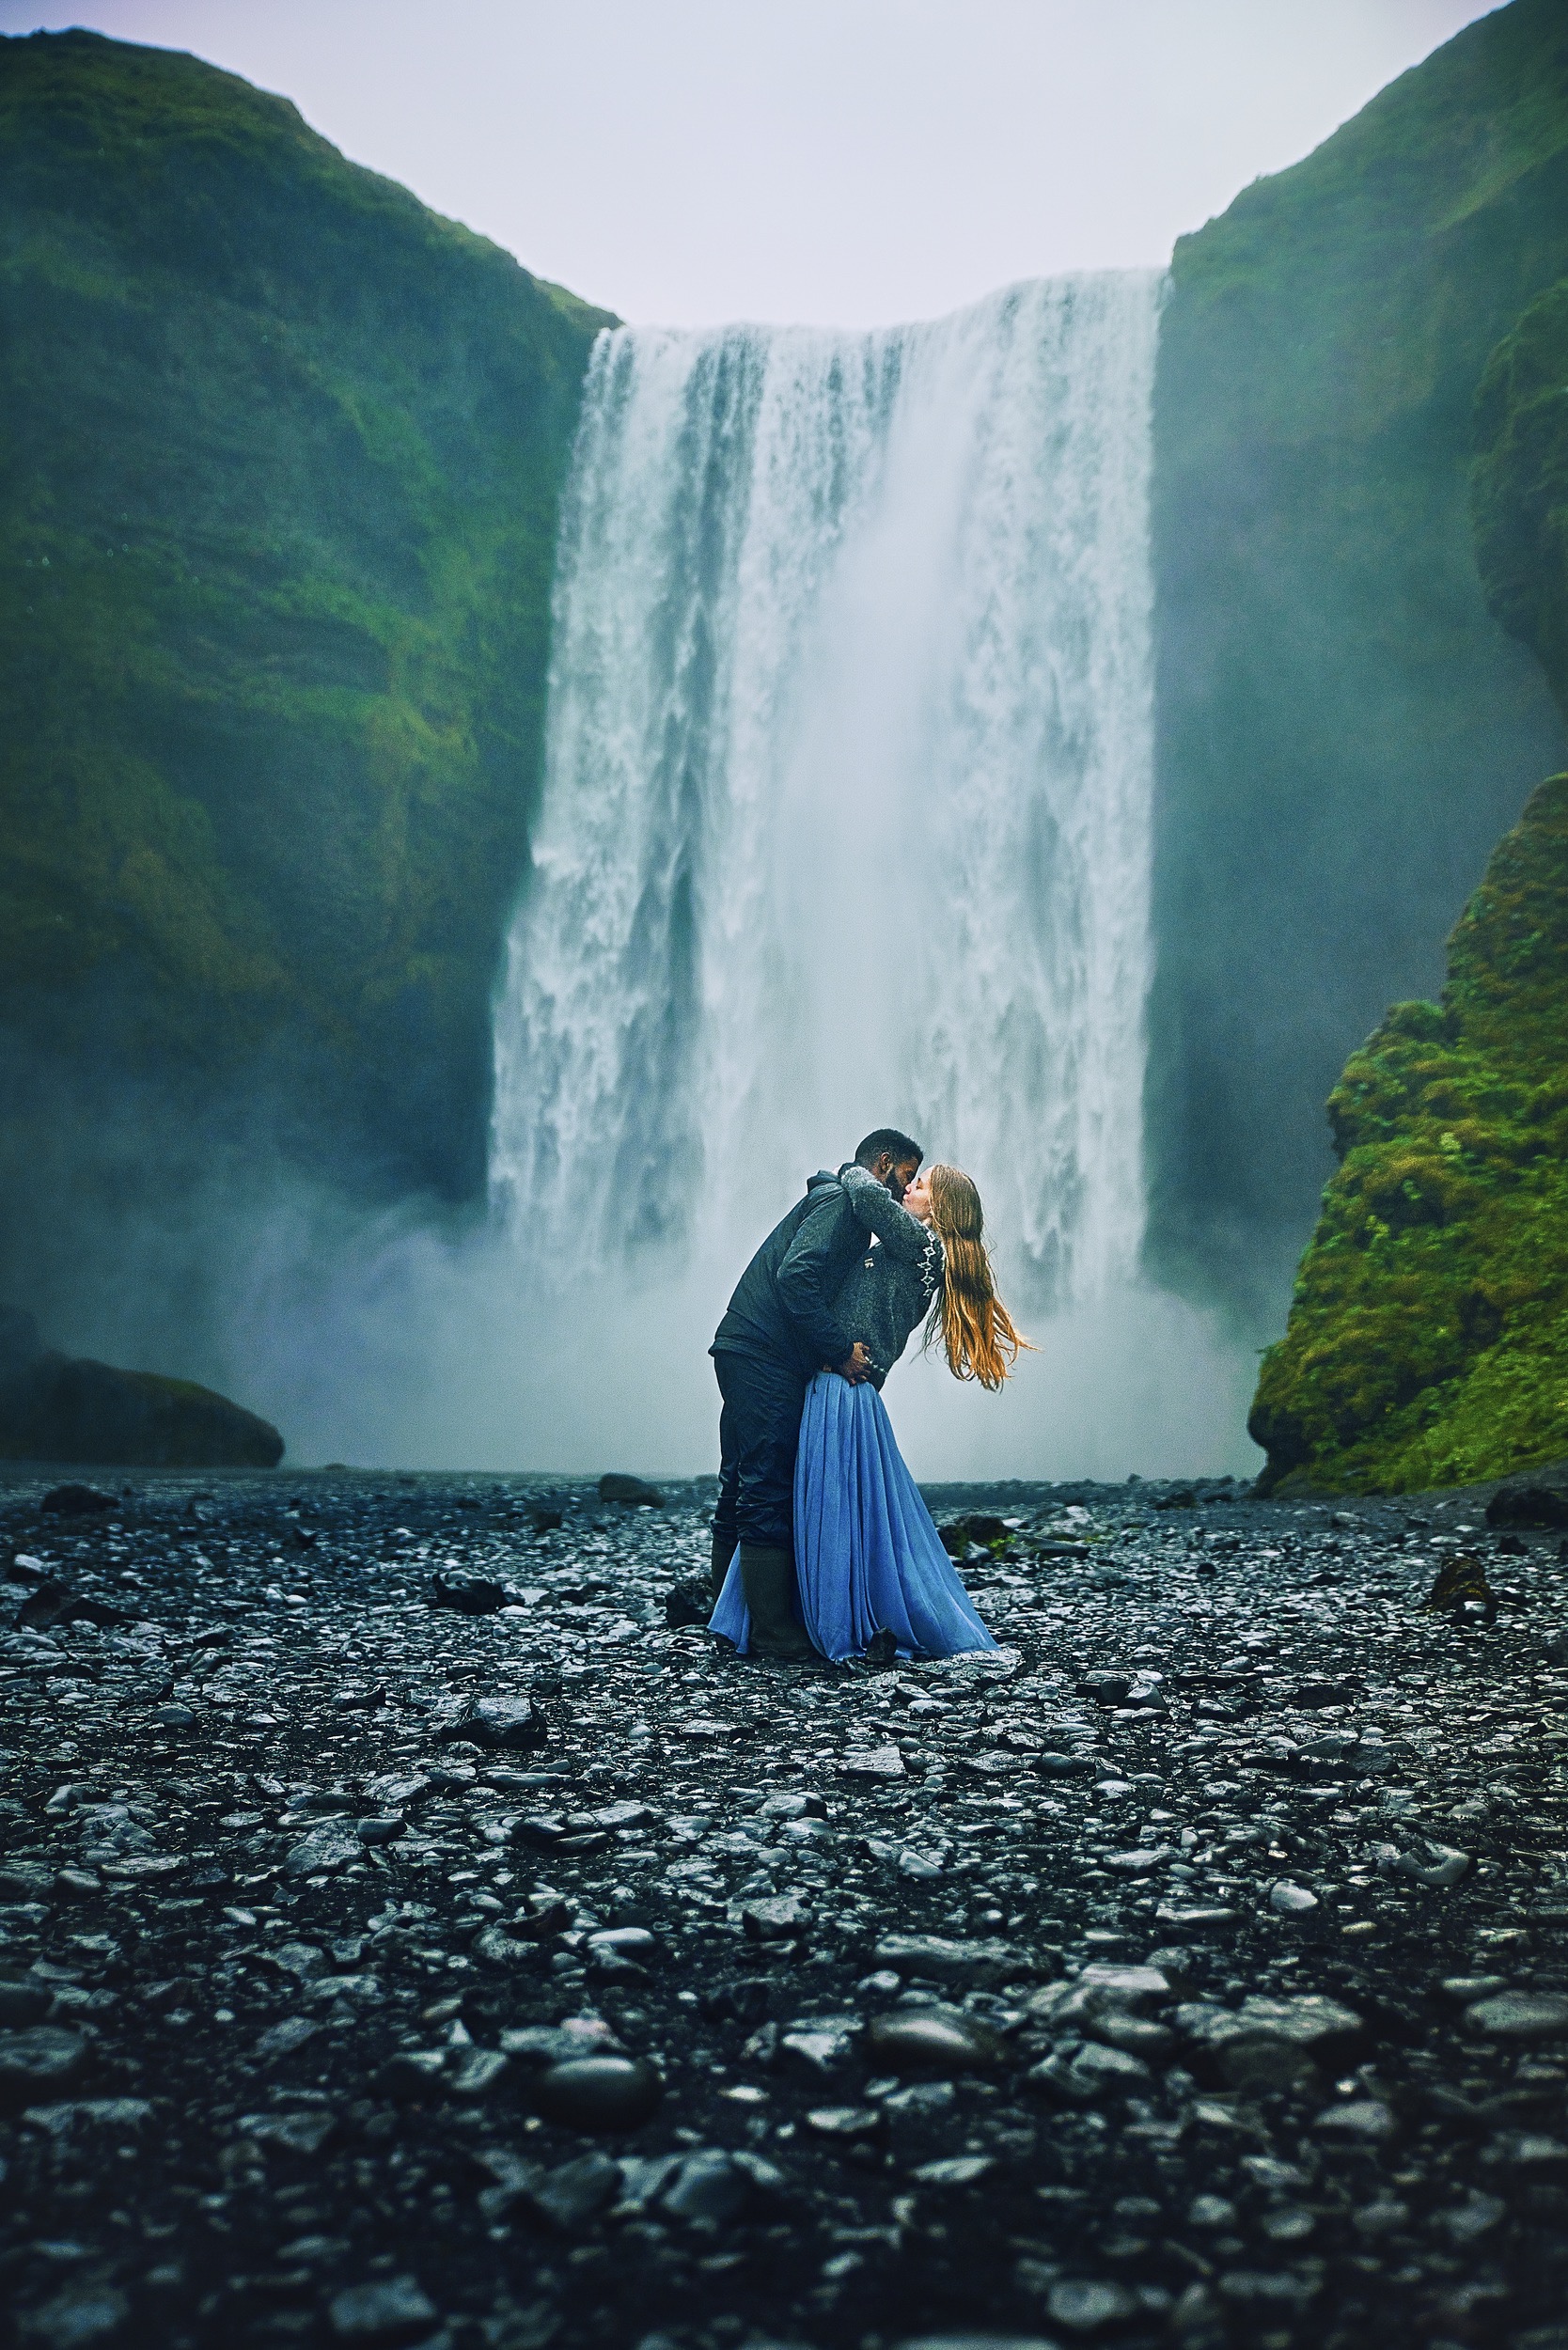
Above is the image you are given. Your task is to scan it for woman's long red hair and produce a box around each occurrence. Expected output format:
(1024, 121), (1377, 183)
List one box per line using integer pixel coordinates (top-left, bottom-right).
(923, 1164), (1030, 1389)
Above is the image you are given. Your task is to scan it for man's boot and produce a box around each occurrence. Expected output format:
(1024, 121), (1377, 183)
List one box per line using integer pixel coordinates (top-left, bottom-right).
(710, 1525), (736, 1601)
(739, 1543), (816, 1662)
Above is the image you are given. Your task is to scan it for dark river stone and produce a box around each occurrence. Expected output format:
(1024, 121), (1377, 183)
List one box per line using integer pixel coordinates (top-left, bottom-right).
(531, 2055), (664, 2131)
(866, 2009), (1003, 2074)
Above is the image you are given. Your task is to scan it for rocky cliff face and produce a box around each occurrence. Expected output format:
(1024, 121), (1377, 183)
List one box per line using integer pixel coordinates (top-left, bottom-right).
(0, 29), (611, 1281)
(1473, 270), (1568, 720)
(1251, 120), (1568, 1496)
(1149, 0), (1568, 1317)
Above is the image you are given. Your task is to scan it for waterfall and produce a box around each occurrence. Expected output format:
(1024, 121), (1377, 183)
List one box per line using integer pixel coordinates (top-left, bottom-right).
(491, 274), (1162, 1313)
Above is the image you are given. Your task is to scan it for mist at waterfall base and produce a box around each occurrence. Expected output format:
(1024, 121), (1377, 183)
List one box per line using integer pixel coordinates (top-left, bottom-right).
(237, 1201), (1262, 1484)
(137, 274), (1265, 1480)
(274, 273), (1251, 1484)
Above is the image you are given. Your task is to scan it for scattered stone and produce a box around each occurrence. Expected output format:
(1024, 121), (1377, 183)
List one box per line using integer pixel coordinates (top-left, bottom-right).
(664, 1579), (713, 1627)
(866, 2008), (1002, 2074)
(805, 2103), (883, 2139)
(377, 2049), (449, 2100)
(910, 2154), (995, 2186)
(873, 1933), (1025, 1986)
(898, 2340), (1055, 2350)
(1268, 1880), (1319, 1914)
(586, 1925), (659, 1970)
(39, 1483), (116, 1517)
(253, 2017), (322, 2060)
(1179, 1994), (1363, 2090)
(1027, 2041), (1151, 2102)
(1314, 2098), (1397, 2142)
(355, 1814), (407, 1845)
(660, 2147), (752, 2223)
(1154, 1903), (1237, 1931)
(436, 1695), (549, 1751)
(1376, 1840), (1470, 1888)
(327, 2276), (438, 2341)
(429, 1572), (510, 1614)
(531, 2055), (663, 2131)
(779, 2017), (860, 2074)
(1434, 2190), (1507, 2242)
(0, 1465), (1560, 2348)
(240, 2106), (336, 2154)
(1438, 1974), (1510, 2002)
(15, 1580), (133, 1631)
(23, 2097), (153, 2138)
(524, 2150), (622, 2230)
(742, 1892), (812, 1939)
(1485, 1483), (1568, 1528)
(0, 2026), (86, 2102)
(840, 1744), (906, 1779)
(597, 1474), (664, 1507)
(1465, 1991), (1568, 2039)
(1047, 2279), (1142, 2332)
(939, 1514), (1011, 1554)
(282, 1820), (362, 1878)
(17, 2283), (129, 2345)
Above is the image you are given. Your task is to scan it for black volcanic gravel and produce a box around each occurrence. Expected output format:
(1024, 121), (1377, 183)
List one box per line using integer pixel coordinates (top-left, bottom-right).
(1, 1467), (1566, 2350)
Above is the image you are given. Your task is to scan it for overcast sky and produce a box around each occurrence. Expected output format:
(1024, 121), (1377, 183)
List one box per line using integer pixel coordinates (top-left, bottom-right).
(0, 1), (1502, 325)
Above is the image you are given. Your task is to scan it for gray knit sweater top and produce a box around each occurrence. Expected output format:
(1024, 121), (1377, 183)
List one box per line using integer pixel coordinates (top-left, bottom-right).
(830, 1163), (945, 1386)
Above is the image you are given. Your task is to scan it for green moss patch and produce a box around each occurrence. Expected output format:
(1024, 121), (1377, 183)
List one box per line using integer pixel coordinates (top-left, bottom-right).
(1251, 772), (1568, 1491)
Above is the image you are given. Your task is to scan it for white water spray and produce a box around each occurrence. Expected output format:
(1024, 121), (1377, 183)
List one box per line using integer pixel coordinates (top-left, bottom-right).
(492, 274), (1162, 1313)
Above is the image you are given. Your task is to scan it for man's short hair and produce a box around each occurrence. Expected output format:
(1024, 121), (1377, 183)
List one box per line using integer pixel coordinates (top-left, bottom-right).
(855, 1127), (923, 1169)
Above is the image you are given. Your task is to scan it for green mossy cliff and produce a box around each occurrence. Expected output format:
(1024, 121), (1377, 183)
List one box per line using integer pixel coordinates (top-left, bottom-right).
(1473, 272), (1568, 718)
(1150, 0), (1568, 1313)
(1252, 201), (1568, 1496)
(1250, 775), (1568, 1494)
(0, 31), (611, 1219)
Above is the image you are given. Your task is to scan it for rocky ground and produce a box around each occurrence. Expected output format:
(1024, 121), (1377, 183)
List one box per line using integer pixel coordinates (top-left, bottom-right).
(2, 1466), (1567, 2350)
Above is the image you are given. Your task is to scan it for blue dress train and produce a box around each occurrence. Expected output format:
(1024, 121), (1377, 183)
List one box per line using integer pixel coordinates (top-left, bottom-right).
(709, 1369), (996, 1661)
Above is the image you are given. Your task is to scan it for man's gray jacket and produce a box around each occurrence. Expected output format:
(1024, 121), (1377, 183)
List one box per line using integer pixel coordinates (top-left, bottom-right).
(712, 1165), (911, 1375)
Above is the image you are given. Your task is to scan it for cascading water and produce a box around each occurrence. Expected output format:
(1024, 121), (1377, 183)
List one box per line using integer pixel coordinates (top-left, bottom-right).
(251, 271), (1253, 1478)
(492, 273), (1163, 1322)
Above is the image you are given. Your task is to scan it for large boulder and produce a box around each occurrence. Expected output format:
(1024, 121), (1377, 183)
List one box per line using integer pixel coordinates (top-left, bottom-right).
(0, 1307), (283, 1465)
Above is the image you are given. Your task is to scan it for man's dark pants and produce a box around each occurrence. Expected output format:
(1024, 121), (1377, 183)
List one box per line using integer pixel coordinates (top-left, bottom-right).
(712, 1348), (808, 1566)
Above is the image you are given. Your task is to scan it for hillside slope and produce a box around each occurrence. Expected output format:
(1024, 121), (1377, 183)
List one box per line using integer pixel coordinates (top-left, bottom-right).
(1149, 0), (1568, 1316)
(0, 30), (611, 1252)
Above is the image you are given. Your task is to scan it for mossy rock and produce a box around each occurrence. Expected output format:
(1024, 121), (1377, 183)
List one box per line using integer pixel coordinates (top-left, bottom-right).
(1251, 771), (1568, 1492)
(0, 1307), (283, 1465)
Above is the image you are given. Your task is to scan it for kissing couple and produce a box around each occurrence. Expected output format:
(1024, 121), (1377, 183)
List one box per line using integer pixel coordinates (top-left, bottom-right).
(708, 1128), (1027, 1664)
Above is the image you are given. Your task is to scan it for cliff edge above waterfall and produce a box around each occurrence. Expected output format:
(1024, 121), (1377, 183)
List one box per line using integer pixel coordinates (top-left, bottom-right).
(0, 30), (613, 1264)
(1251, 773), (1568, 1494)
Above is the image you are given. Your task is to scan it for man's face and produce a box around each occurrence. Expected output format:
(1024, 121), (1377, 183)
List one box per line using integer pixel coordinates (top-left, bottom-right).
(878, 1154), (921, 1202)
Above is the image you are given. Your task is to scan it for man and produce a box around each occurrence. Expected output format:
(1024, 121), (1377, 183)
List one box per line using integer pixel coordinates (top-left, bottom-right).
(710, 1127), (924, 1659)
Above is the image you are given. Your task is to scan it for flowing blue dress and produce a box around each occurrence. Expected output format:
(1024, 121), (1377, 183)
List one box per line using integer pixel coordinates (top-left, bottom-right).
(709, 1369), (996, 1661)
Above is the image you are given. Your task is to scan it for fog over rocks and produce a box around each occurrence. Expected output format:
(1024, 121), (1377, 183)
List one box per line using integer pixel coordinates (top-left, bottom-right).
(1, 1468), (1566, 2349)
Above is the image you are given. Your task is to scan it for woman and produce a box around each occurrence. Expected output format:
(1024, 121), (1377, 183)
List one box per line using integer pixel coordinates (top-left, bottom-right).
(711, 1162), (1027, 1660)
